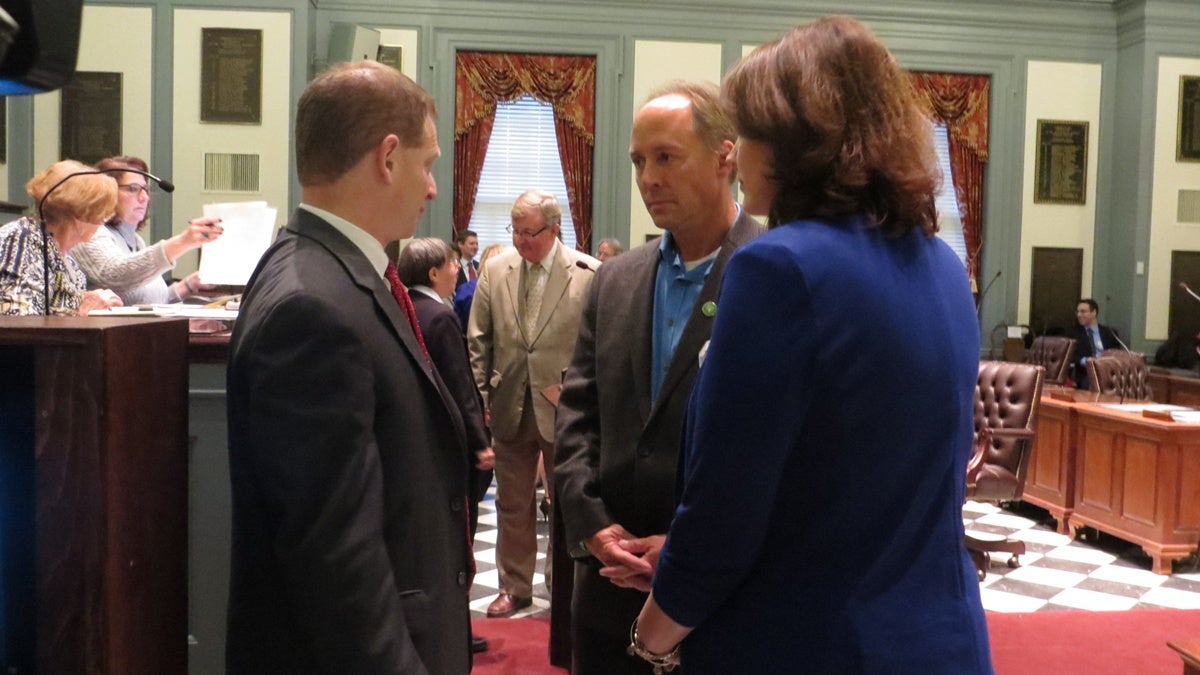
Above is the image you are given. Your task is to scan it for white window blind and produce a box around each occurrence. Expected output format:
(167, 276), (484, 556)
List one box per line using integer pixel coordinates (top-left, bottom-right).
(932, 124), (968, 268)
(468, 95), (576, 252)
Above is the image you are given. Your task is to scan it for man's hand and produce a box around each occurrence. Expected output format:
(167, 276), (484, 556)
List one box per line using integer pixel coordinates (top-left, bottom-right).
(599, 534), (666, 592)
(474, 447), (495, 471)
(586, 524), (649, 571)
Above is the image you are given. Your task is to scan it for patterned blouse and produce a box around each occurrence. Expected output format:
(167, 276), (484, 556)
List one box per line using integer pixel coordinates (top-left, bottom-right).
(0, 217), (87, 316)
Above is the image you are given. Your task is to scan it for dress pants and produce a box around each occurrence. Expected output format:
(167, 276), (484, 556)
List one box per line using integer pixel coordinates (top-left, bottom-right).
(571, 559), (657, 675)
(493, 386), (555, 599)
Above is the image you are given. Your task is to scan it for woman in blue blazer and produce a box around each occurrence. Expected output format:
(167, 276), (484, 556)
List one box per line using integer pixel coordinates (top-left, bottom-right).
(625, 16), (993, 674)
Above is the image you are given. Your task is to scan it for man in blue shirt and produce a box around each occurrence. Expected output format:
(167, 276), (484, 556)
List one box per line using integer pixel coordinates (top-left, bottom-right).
(555, 80), (763, 674)
(1071, 297), (1122, 389)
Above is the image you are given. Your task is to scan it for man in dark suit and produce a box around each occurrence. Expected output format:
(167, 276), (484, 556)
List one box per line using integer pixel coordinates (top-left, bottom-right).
(398, 237), (495, 655)
(1071, 297), (1122, 389)
(226, 61), (473, 674)
(554, 80), (764, 674)
(454, 229), (480, 289)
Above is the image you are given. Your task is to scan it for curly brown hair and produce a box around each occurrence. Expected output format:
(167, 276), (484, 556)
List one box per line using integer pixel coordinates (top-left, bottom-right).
(722, 15), (940, 236)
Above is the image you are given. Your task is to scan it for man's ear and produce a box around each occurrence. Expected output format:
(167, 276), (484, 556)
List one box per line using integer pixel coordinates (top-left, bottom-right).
(375, 134), (402, 182)
(716, 139), (736, 176)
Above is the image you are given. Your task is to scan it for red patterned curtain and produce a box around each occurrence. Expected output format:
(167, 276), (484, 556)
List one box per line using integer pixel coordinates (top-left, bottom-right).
(908, 72), (990, 286)
(454, 52), (596, 250)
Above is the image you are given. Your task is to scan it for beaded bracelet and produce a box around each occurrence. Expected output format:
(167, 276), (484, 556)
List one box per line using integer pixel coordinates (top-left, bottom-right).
(626, 620), (681, 674)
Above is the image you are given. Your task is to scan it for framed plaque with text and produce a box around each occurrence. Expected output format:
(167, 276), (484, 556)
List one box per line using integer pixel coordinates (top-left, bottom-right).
(1179, 76), (1200, 162)
(60, 71), (122, 165)
(376, 45), (402, 72)
(200, 28), (262, 124)
(1034, 119), (1089, 205)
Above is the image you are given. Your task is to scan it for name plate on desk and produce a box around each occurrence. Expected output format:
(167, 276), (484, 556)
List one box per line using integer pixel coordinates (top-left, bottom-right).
(1143, 409), (1176, 422)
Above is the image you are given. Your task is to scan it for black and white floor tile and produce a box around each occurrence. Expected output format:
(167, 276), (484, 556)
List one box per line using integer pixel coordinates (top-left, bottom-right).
(468, 484), (1200, 619)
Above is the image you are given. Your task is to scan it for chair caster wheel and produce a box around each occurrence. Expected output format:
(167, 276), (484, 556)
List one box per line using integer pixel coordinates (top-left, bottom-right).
(1007, 555), (1020, 568)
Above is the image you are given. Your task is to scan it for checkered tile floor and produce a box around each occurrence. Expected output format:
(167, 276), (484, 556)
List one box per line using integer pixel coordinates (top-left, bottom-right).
(469, 484), (1200, 618)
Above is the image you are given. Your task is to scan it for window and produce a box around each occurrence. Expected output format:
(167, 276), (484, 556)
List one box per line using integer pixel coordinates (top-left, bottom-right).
(932, 123), (967, 268)
(468, 95), (576, 252)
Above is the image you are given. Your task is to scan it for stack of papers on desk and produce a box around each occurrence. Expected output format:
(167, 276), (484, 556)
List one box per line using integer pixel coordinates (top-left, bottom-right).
(90, 305), (239, 320)
(197, 201), (278, 286)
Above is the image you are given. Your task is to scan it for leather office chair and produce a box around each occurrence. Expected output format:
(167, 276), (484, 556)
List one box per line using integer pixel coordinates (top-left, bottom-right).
(1087, 350), (1152, 400)
(966, 361), (1045, 580)
(1025, 336), (1076, 385)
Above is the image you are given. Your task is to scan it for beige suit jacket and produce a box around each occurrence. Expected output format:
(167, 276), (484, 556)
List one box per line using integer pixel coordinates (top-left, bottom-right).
(468, 243), (600, 443)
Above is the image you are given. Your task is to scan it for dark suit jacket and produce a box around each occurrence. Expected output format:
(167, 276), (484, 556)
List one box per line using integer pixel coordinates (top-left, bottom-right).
(554, 212), (764, 638)
(1070, 323), (1121, 388)
(226, 209), (472, 675)
(455, 259), (479, 289)
(411, 291), (489, 454)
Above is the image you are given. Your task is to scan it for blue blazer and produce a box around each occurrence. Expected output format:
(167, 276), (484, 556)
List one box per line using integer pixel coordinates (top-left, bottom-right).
(652, 216), (992, 674)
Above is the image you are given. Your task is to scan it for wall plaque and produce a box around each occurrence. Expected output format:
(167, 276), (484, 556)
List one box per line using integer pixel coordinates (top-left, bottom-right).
(1034, 119), (1088, 205)
(376, 45), (402, 72)
(1179, 76), (1200, 162)
(200, 28), (263, 124)
(60, 71), (122, 165)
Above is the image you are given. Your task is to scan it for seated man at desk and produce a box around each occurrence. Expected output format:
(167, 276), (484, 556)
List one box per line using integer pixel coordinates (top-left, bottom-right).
(1071, 297), (1121, 389)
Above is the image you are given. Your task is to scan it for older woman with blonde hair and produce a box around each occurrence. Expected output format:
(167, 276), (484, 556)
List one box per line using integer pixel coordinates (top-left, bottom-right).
(0, 160), (124, 315)
(627, 16), (991, 674)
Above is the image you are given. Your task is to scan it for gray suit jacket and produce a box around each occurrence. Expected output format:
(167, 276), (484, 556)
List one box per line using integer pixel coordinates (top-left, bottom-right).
(468, 242), (599, 443)
(555, 212), (765, 549)
(226, 210), (472, 674)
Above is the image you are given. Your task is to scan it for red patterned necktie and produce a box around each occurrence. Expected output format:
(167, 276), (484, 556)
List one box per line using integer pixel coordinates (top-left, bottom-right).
(468, 262), (477, 281)
(384, 262), (431, 362)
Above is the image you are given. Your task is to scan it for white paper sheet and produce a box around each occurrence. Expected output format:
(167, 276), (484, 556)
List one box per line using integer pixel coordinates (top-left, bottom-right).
(197, 201), (278, 285)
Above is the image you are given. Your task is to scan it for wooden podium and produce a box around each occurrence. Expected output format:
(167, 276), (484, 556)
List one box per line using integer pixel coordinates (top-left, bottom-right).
(0, 317), (189, 674)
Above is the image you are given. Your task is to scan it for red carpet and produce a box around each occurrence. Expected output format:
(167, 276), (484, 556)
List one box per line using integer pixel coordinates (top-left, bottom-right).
(988, 608), (1200, 674)
(471, 610), (1200, 673)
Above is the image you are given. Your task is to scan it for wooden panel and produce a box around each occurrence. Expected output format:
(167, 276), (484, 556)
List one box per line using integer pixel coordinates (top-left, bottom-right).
(1182, 447), (1200, 531)
(1030, 247), (1083, 336)
(1121, 436), (1160, 525)
(1031, 416), (1067, 491)
(1080, 427), (1116, 510)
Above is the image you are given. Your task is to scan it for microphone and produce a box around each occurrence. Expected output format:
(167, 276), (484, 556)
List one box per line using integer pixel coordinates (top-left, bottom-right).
(1181, 282), (1200, 304)
(575, 260), (594, 272)
(36, 168), (175, 314)
(975, 268), (1002, 319)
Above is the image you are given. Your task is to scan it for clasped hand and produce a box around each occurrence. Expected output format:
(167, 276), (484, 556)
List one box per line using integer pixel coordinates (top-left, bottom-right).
(589, 524), (665, 593)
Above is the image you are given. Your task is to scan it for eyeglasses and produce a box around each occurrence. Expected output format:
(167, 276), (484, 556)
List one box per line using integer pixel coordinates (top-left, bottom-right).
(118, 184), (150, 196)
(506, 223), (551, 239)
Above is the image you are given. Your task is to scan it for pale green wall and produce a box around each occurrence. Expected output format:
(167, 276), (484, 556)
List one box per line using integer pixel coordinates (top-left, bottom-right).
(11, 0), (1200, 352)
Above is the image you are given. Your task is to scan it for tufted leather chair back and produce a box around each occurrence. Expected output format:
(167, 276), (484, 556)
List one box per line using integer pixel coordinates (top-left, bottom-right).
(1087, 351), (1152, 400)
(969, 361), (1044, 501)
(1025, 336), (1076, 384)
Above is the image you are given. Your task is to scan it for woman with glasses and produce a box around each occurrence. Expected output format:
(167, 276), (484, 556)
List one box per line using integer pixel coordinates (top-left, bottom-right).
(71, 155), (225, 305)
(0, 160), (124, 315)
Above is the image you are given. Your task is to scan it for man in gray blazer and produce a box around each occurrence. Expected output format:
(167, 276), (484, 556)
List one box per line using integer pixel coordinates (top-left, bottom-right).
(468, 190), (599, 617)
(227, 61), (473, 674)
(555, 80), (764, 674)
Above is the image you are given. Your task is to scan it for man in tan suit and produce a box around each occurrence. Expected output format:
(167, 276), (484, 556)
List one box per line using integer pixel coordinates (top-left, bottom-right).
(468, 189), (600, 617)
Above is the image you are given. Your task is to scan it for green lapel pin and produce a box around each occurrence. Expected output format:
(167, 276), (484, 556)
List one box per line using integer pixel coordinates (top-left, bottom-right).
(701, 301), (717, 317)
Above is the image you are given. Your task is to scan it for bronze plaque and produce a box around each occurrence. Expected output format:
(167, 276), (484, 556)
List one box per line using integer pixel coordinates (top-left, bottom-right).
(1178, 76), (1200, 162)
(200, 28), (262, 124)
(60, 71), (122, 165)
(376, 45), (402, 72)
(1034, 119), (1089, 205)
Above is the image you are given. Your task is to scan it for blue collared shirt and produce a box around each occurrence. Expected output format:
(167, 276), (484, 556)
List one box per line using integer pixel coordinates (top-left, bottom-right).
(651, 231), (716, 401)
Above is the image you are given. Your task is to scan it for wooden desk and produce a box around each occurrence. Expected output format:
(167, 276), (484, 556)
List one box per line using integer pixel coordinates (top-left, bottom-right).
(0, 316), (189, 674)
(1023, 388), (1118, 534)
(1149, 368), (1200, 407)
(1070, 404), (1200, 574)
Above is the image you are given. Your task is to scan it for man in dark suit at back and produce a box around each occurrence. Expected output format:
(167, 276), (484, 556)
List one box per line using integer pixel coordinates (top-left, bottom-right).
(454, 229), (480, 289)
(1071, 297), (1122, 389)
(226, 61), (473, 674)
(555, 80), (764, 674)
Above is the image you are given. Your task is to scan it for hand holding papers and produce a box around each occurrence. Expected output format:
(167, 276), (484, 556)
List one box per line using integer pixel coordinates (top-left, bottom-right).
(197, 201), (278, 286)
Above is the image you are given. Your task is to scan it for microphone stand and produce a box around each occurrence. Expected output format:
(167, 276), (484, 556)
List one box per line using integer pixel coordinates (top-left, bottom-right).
(975, 268), (1002, 321)
(37, 168), (175, 315)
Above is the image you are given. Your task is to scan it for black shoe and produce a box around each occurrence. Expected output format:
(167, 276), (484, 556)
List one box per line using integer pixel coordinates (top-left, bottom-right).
(539, 497), (550, 521)
(471, 636), (489, 653)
